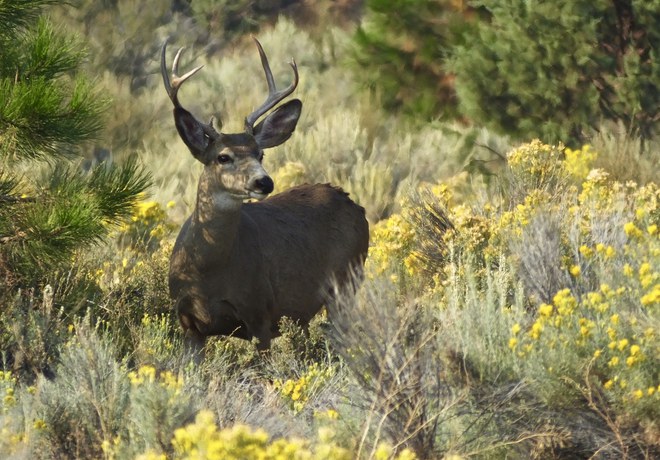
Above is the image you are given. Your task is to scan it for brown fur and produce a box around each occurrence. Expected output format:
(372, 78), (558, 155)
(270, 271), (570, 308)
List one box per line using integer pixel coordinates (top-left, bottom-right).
(169, 183), (369, 352)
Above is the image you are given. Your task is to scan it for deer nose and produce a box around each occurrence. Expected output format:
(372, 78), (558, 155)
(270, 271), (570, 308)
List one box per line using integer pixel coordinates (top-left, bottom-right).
(253, 176), (274, 195)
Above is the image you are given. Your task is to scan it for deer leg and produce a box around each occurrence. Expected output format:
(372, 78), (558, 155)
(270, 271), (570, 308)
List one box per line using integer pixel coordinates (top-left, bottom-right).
(178, 309), (207, 364)
(248, 316), (273, 351)
(183, 328), (206, 364)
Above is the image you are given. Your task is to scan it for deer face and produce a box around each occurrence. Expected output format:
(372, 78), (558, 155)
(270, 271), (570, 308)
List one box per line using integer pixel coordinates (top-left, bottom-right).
(172, 99), (301, 201)
(207, 133), (273, 201)
(161, 39), (301, 203)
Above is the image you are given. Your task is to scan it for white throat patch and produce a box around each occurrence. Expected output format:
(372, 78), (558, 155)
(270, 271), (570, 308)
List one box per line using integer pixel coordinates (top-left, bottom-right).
(211, 190), (244, 211)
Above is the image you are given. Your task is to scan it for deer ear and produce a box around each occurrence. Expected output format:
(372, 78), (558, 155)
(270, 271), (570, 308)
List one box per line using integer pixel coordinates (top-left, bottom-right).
(253, 99), (302, 149)
(174, 107), (212, 161)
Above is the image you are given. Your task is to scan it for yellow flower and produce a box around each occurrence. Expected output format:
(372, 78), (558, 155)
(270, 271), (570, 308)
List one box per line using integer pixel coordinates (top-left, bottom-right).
(610, 314), (620, 325)
(648, 224), (657, 235)
(508, 337), (519, 350)
(33, 419), (47, 430)
(608, 357), (619, 367)
(623, 264), (633, 277)
(641, 285), (660, 306)
(569, 265), (581, 277)
(626, 356), (637, 367)
(593, 349), (602, 358)
(579, 245), (593, 257)
(511, 323), (521, 335)
(648, 387), (656, 396)
(617, 339), (629, 351)
(538, 304), (553, 317)
(530, 321), (543, 340)
(605, 246), (616, 258)
(4, 394), (16, 406)
(630, 344), (641, 356)
(167, 200), (176, 208)
(624, 222), (642, 238)
(633, 389), (644, 400)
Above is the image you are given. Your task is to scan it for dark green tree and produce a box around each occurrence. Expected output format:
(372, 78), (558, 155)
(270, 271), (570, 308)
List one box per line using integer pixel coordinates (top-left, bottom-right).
(450, 0), (660, 143)
(352, 0), (482, 120)
(0, 0), (150, 287)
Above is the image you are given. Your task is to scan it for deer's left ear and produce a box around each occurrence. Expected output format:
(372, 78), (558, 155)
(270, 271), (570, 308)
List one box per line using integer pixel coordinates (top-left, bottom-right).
(253, 99), (302, 149)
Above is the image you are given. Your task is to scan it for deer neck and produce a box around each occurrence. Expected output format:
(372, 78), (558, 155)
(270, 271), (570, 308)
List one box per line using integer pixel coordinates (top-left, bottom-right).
(188, 170), (243, 259)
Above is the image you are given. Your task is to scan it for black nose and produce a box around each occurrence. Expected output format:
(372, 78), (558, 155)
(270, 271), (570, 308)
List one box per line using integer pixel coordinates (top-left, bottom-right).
(254, 176), (274, 194)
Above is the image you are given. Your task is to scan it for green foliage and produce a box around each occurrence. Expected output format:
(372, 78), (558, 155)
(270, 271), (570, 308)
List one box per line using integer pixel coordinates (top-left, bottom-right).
(450, 0), (660, 143)
(353, 0), (479, 120)
(0, 21), (103, 160)
(0, 1), (151, 287)
(0, 159), (150, 284)
(191, 0), (272, 44)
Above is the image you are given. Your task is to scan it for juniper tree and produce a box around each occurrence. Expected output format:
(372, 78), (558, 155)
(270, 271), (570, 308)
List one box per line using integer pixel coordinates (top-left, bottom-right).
(0, 0), (150, 287)
(450, 0), (660, 143)
(352, 0), (482, 120)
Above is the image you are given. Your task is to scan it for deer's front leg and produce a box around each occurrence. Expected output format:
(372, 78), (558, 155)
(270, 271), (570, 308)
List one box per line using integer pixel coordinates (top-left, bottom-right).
(183, 328), (206, 364)
(176, 296), (208, 364)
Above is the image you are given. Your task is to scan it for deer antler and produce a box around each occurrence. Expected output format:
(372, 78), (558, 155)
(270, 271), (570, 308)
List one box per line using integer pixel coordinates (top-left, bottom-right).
(245, 38), (299, 134)
(160, 40), (205, 110)
(161, 40), (221, 137)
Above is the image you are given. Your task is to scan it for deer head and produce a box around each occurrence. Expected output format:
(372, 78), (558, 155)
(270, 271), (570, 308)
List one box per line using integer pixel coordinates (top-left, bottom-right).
(160, 38), (302, 201)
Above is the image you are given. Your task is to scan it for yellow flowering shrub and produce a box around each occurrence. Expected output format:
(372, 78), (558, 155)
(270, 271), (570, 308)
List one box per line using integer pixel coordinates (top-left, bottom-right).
(121, 364), (191, 454)
(273, 362), (335, 413)
(0, 371), (48, 455)
(136, 410), (354, 460)
(564, 144), (597, 180)
(510, 281), (658, 417)
(367, 212), (419, 282)
(506, 140), (570, 193)
(116, 198), (177, 249)
(135, 313), (179, 364)
(92, 239), (173, 294)
(271, 161), (308, 194)
(414, 141), (659, 423)
(127, 365), (183, 394)
(1, 370), (17, 413)
(503, 178), (659, 419)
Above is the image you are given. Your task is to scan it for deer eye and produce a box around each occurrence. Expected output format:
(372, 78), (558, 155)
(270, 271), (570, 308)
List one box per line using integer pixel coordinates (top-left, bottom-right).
(217, 154), (233, 164)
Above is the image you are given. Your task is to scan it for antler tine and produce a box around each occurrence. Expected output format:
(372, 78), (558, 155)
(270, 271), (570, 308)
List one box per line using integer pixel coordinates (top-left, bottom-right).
(245, 37), (299, 133)
(160, 40), (204, 109)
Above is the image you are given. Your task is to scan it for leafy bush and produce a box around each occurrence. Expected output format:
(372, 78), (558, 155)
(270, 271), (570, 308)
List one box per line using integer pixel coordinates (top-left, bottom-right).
(414, 140), (658, 456)
(352, 0), (480, 120)
(450, 0), (660, 143)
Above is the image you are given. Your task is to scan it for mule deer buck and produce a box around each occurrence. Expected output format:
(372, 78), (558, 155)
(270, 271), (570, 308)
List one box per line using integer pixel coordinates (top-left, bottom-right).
(161, 39), (369, 357)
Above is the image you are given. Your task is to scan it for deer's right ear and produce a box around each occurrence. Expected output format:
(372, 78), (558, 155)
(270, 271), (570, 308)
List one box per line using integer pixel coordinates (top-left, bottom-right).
(174, 108), (212, 161)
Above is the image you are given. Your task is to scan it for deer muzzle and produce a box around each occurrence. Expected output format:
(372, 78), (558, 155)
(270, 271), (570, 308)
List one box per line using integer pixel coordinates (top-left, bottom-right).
(247, 175), (274, 200)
